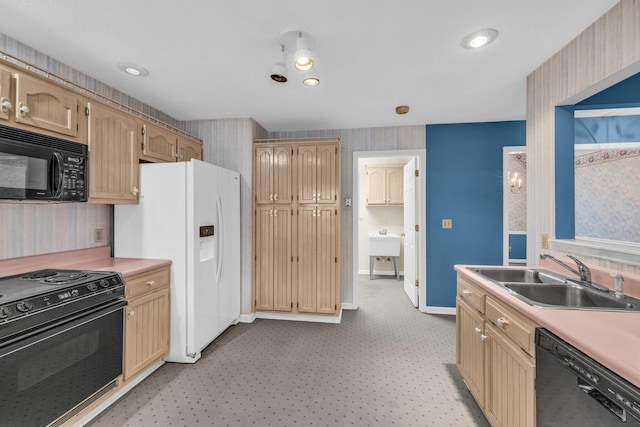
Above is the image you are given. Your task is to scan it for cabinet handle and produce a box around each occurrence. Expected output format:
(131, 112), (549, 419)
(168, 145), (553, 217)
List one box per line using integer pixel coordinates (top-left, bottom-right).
(0, 97), (11, 113)
(274, 210), (278, 217)
(270, 194), (274, 201)
(18, 103), (30, 116)
(461, 289), (471, 297)
(147, 280), (155, 287)
(474, 327), (482, 334)
(480, 334), (488, 342)
(127, 310), (135, 318)
(274, 193), (278, 201)
(132, 186), (139, 195)
(497, 317), (509, 328)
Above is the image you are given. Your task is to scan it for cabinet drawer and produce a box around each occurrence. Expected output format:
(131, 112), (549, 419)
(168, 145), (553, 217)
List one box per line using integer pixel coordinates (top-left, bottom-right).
(126, 267), (169, 299)
(457, 277), (486, 314)
(485, 296), (537, 356)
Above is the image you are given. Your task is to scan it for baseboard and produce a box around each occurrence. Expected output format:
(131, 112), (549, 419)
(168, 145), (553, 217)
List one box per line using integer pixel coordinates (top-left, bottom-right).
(255, 310), (342, 324)
(74, 360), (164, 426)
(341, 303), (358, 310)
(239, 313), (257, 323)
(358, 269), (405, 276)
(423, 306), (456, 315)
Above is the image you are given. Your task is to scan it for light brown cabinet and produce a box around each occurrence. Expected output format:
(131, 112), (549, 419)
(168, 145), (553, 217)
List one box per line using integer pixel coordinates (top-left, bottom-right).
(255, 145), (293, 205)
(456, 274), (537, 427)
(86, 101), (139, 204)
(176, 136), (202, 162)
(123, 266), (170, 382)
(365, 165), (403, 206)
(140, 123), (178, 162)
(253, 140), (341, 316)
(254, 205), (293, 312)
(297, 144), (337, 205)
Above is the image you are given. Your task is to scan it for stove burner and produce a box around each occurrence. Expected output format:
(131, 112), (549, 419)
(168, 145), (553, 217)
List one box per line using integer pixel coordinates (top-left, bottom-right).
(20, 271), (58, 280)
(42, 272), (90, 285)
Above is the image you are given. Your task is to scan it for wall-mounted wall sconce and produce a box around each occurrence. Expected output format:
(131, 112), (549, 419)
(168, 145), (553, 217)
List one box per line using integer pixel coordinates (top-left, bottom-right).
(508, 171), (523, 193)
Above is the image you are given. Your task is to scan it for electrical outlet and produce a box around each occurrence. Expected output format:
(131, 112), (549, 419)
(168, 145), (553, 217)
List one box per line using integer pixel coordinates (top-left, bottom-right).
(94, 228), (104, 243)
(442, 219), (453, 229)
(541, 233), (549, 249)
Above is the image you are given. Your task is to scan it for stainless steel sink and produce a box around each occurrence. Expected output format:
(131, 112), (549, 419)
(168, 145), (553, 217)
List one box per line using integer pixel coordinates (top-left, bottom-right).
(467, 266), (640, 312)
(470, 268), (565, 284)
(503, 283), (640, 311)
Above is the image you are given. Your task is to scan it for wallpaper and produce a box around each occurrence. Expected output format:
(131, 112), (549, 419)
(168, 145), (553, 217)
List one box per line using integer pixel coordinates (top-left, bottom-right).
(507, 153), (527, 232)
(575, 149), (640, 242)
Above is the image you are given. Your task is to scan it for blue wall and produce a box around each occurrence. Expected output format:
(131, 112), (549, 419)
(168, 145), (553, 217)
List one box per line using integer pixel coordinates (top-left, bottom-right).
(425, 121), (526, 308)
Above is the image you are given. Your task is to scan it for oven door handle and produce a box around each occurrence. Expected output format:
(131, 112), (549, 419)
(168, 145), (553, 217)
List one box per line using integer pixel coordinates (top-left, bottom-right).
(0, 299), (127, 357)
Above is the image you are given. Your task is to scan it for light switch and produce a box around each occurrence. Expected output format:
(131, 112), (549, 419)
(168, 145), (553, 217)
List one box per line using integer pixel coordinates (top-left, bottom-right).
(442, 219), (453, 229)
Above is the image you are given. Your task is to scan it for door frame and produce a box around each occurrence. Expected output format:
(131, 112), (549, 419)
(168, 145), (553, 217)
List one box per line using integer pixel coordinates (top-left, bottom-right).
(352, 149), (427, 313)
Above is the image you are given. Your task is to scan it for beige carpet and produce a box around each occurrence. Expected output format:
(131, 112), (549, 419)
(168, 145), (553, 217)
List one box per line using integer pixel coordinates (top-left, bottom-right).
(88, 276), (489, 427)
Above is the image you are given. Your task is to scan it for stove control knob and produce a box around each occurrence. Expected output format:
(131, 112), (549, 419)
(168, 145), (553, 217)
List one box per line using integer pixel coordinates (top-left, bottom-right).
(99, 280), (109, 288)
(16, 301), (33, 313)
(0, 306), (12, 318)
(87, 283), (99, 292)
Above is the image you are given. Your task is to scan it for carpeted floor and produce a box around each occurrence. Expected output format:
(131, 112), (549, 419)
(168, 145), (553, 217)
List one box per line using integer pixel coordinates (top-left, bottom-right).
(88, 276), (489, 427)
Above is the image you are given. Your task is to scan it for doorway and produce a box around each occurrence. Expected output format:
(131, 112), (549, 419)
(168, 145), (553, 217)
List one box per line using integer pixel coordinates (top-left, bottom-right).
(503, 146), (527, 266)
(352, 149), (427, 312)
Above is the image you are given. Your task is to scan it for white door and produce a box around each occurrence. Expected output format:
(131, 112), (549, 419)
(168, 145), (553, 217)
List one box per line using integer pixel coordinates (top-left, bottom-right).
(403, 158), (418, 306)
(188, 160), (220, 355)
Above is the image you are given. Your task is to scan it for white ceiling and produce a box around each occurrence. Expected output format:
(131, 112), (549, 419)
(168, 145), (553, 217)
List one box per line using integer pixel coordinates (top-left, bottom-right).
(0, 0), (619, 132)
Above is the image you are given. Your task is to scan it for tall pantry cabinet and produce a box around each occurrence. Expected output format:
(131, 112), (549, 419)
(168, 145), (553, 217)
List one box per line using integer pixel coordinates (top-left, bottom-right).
(253, 139), (342, 316)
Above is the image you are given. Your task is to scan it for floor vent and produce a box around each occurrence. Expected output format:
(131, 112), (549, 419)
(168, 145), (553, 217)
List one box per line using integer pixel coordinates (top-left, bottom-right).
(48, 379), (118, 427)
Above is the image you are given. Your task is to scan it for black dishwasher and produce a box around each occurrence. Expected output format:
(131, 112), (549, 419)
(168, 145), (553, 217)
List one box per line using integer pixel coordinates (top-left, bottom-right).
(536, 329), (640, 426)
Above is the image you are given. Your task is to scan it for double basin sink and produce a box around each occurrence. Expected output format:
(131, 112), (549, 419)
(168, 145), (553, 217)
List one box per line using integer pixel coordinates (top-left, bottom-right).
(469, 267), (640, 312)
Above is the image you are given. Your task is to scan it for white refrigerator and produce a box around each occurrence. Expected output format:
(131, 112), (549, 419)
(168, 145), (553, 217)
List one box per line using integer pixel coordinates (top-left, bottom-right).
(114, 159), (241, 363)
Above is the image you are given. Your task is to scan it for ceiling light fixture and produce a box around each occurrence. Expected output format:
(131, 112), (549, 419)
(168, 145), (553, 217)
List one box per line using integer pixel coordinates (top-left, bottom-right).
(117, 62), (149, 77)
(395, 105), (409, 115)
(275, 26), (319, 86)
(460, 28), (499, 49)
(270, 45), (288, 83)
(302, 68), (320, 87)
(294, 32), (314, 71)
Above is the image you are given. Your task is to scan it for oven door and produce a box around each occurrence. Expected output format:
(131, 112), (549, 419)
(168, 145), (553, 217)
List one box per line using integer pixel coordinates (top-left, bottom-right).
(0, 299), (126, 427)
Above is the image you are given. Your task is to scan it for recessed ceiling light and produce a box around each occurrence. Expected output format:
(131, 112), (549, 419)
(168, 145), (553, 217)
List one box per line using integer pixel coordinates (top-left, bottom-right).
(117, 62), (149, 77)
(461, 29), (499, 49)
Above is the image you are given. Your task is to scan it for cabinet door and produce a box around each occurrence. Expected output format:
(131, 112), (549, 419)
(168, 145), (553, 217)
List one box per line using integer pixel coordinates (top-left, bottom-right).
(456, 297), (486, 407)
(273, 206), (292, 311)
(316, 144), (337, 204)
(365, 166), (387, 205)
(0, 68), (10, 122)
(177, 137), (202, 162)
(254, 147), (274, 205)
(255, 206), (274, 311)
(273, 145), (292, 204)
(316, 206), (336, 314)
(124, 288), (169, 381)
(87, 101), (139, 204)
(141, 123), (177, 162)
(14, 72), (80, 140)
(297, 145), (317, 204)
(297, 207), (317, 312)
(484, 322), (536, 427)
(386, 166), (404, 205)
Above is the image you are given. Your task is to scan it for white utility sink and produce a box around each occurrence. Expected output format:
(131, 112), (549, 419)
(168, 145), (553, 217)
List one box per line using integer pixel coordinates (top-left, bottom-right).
(369, 233), (401, 256)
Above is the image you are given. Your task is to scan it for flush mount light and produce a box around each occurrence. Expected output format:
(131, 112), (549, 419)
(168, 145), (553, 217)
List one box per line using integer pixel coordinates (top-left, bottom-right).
(395, 105), (409, 115)
(117, 62), (149, 77)
(460, 28), (499, 49)
(302, 69), (320, 86)
(270, 45), (288, 83)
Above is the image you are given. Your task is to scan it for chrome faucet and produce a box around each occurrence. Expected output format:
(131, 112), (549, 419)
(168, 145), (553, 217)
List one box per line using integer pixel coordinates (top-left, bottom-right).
(539, 254), (608, 292)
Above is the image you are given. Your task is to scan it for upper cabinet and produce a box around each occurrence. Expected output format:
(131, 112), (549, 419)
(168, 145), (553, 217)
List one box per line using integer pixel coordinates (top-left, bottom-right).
(365, 165), (403, 206)
(255, 145), (293, 205)
(86, 101), (139, 204)
(140, 124), (202, 163)
(0, 62), (85, 143)
(297, 144), (337, 205)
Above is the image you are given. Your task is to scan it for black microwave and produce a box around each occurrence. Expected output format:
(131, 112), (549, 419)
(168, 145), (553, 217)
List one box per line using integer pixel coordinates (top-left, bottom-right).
(0, 124), (87, 202)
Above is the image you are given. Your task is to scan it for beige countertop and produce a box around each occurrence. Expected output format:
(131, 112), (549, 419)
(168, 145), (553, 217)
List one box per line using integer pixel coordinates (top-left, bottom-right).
(455, 263), (640, 388)
(0, 246), (170, 278)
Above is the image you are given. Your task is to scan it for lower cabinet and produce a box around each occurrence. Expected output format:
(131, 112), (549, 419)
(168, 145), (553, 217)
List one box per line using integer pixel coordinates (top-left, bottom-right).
(456, 275), (537, 427)
(123, 266), (170, 382)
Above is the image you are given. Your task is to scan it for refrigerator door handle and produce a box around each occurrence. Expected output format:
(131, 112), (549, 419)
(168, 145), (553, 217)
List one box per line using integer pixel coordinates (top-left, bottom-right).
(216, 194), (224, 282)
